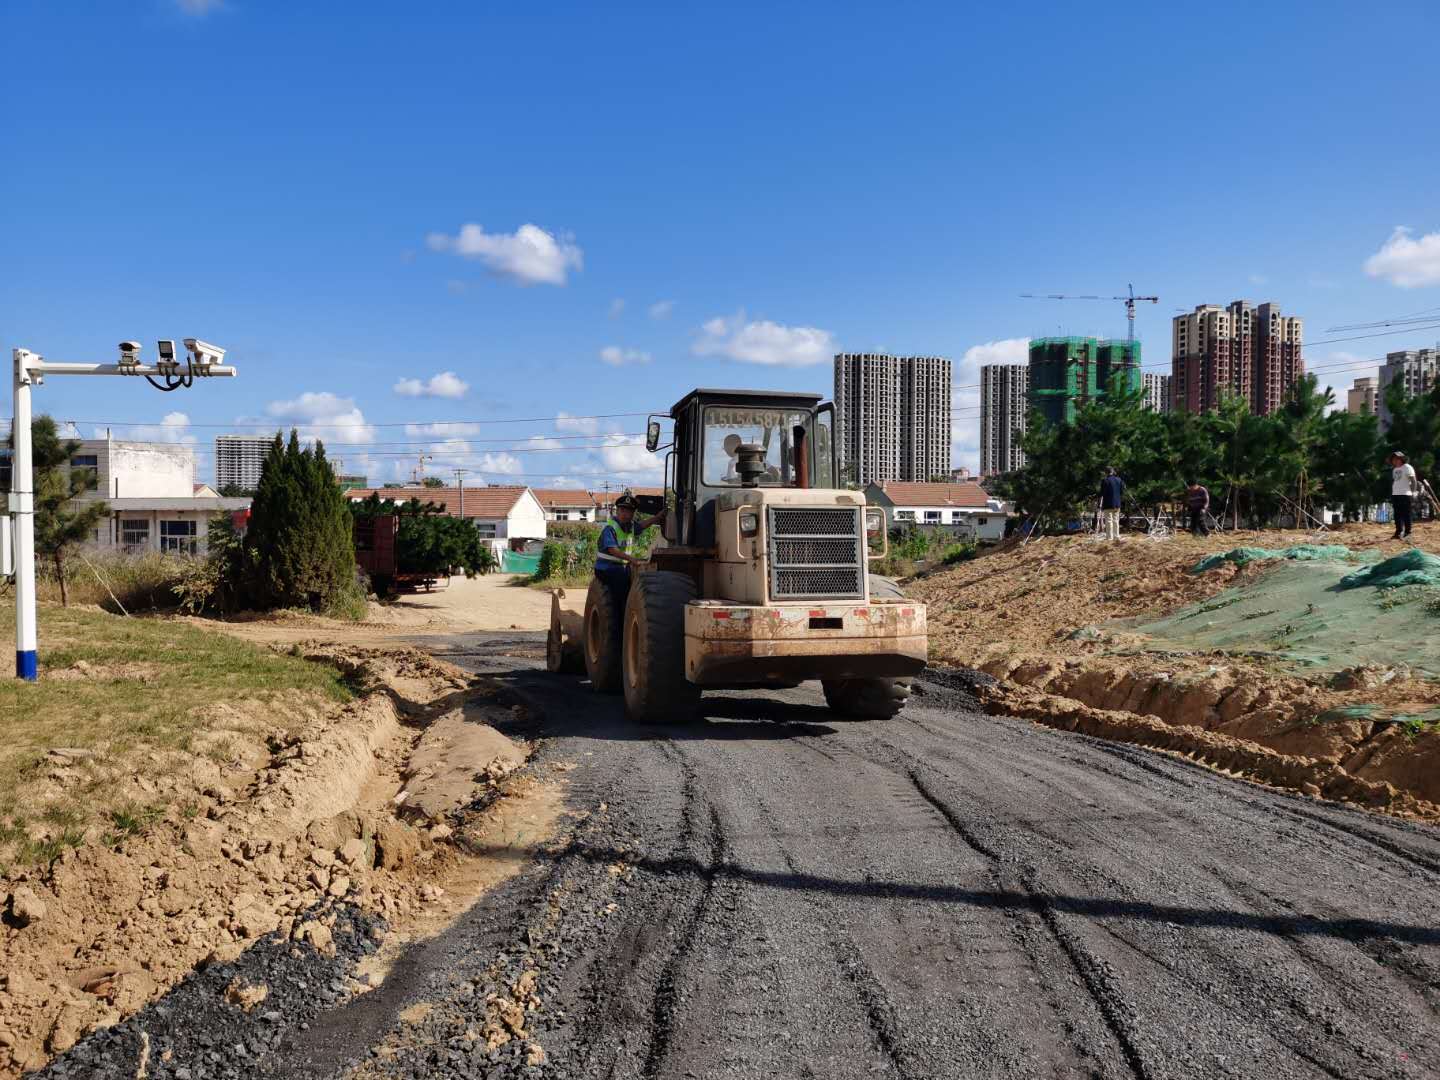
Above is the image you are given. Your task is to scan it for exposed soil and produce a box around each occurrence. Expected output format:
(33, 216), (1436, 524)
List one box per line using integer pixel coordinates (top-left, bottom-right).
(0, 644), (551, 1077)
(911, 523), (1440, 811)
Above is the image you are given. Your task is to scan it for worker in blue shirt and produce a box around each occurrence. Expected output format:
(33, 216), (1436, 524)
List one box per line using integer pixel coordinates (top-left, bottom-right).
(594, 492), (664, 601)
(1098, 467), (1125, 541)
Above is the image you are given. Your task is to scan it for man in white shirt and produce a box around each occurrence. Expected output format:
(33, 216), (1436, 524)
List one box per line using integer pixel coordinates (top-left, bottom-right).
(1389, 450), (1417, 540)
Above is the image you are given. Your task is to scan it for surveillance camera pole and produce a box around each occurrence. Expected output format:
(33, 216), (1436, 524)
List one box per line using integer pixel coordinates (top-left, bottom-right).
(9, 347), (236, 681)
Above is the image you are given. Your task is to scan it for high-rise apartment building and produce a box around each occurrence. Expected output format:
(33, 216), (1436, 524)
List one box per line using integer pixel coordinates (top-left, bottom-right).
(1142, 372), (1172, 413)
(1172, 301), (1304, 415)
(979, 363), (1028, 475)
(1347, 376), (1379, 417)
(1027, 337), (1141, 427)
(833, 353), (952, 485)
(215, 434), (275, 491)
(1377, 348), (1438, 429)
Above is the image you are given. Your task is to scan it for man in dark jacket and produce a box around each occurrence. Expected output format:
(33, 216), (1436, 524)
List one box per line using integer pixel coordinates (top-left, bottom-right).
(1185, 480), (1210, 536)
(1099, 467), (1124, 541)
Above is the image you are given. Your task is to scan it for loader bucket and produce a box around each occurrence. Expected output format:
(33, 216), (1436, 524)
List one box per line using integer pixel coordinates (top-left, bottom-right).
(547, 588), (586, 674)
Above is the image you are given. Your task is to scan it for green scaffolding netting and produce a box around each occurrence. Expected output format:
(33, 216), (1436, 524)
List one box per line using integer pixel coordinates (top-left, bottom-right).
(1191, 545), (1363, 573)
(1337, 549), (1440, 590)
(1136, 551), (1440, 676)
(500, 551), (541, 574)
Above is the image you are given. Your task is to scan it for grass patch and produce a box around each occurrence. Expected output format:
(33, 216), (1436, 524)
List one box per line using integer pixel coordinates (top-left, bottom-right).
(0, 603), (351, 872)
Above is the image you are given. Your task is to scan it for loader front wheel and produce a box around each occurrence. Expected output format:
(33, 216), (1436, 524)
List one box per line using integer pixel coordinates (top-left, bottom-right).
(822, 678), (912, 719)
(584, 576), (624, 694)
(623, 571), (700, 723)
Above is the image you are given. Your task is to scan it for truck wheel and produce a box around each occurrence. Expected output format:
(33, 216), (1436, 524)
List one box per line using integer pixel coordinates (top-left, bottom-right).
(623, 571), (700, 723)
(822, 678), (912, 719)
(823, 576), (913, 718)
(583, 577), (624, 694)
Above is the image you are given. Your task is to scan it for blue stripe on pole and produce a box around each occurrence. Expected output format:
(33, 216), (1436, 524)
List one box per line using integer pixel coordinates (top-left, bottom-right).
(16, 650), (37, 680)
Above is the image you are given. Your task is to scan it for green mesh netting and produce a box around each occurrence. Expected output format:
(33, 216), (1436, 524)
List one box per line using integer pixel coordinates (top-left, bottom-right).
(1191, 545), (1360, 573)
(500, 551), (541, 574)
(1336, 549), (1440, 590)
(1135, 553), (1440, 676)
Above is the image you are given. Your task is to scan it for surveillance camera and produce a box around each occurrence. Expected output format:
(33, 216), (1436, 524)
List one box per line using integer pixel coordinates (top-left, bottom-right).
(183, 338), (226, 371)
(118, 340), (142, 358)
(156, 339), (176, 364)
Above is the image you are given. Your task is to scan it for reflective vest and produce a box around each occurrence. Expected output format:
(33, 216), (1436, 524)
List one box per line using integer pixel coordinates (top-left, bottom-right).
(595, 517), (637, 566)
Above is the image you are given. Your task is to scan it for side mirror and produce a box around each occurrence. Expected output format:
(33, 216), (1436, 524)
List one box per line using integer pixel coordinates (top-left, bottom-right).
(645, 419), (661, 453)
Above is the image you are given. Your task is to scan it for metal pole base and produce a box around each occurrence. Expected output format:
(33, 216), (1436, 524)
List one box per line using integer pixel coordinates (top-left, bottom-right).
(16, 650), (37, 680)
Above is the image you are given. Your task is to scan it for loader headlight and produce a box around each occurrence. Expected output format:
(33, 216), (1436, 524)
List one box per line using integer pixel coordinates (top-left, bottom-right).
(739, 511), (760, 537)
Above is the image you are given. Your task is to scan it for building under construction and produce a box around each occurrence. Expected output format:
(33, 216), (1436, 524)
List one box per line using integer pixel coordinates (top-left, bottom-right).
(1027, 337), (1141, 426)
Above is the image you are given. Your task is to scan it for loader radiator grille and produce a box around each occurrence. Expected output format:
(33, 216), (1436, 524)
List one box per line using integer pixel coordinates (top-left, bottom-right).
(768, 506), (864, 600)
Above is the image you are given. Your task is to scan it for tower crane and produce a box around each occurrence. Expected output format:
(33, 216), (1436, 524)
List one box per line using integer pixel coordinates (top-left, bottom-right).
(1019, 284), (1158, 341)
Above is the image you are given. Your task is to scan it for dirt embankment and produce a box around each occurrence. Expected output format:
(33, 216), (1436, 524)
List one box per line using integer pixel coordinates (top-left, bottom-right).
(0, 644), (556, 1077)
(911, 523), (1440, 816)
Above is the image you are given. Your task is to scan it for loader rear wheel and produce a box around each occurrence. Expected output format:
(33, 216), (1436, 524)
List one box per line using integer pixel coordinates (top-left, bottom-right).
(822, 678), (912, 719)
(623, 571), (700, 723)
(584, 576), (624, 694)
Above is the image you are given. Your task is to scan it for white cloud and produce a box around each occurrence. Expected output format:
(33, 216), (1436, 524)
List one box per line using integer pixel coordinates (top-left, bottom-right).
(1364, 226), (1440, 288)
(648, 299), (675, 320)
(176, 0), (222, 14)
(525, 434), (565, 451)
(404, 422), (483, 438)
(393, 371), (470, 399)
(120, 411), (196, 445)
(555, 412), (599, 435)
(425, 222), (583, 286)
(608, 298), (626, 318)
(598, 434), (662, 477)
(478, 452), (523, 475)
(692, 312), (836, 367)
(266, 391), (376, 445)
(599, 345), (652, 367)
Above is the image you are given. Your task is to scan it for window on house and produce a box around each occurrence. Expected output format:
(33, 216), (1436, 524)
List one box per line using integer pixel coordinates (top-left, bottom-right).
(923, 511), (941, 523)
(474, 523), (497, 538)
(70, 454), (99, 491)
(121, 519), (150, 549)
(160, 519), (198, 555)
(895, 510), (914, 521)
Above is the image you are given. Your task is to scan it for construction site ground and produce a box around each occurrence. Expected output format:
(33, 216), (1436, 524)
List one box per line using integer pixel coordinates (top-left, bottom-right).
(6, 552), (1440, 1078)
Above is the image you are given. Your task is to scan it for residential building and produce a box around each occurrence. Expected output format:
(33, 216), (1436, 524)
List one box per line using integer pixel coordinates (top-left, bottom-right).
(833, 353), (952, 485)
(1347, 376), (1379, 417)
(1028, 337), (1141, 427)
(1172, 301), (1304, 415)
(534, 489), (598, 522)
(949, 467), (972, 482)
(1142, 372), (1172, 413)
(215, 434), (275, 490)
(346, 485), (547, 558)
(979, 363), (1028, 475)
(863, 481), (1008, 542)
(65, 438), (249, 554)
(336, 474), (369, 492)
(1377, 348), (1438, 429)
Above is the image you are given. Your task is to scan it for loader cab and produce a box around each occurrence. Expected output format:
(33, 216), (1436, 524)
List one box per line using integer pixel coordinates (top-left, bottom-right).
(653, 388), (837, 548)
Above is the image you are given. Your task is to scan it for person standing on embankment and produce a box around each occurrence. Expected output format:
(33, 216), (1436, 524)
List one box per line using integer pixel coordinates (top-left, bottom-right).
(1390, 450), (1417, 540)
(1185, 480), (1210, 536)
(1099, 467), (1124, 541)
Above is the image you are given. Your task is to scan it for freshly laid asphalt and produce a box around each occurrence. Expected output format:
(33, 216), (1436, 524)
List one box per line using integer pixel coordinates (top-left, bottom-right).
(36, 630), (1440, 1079)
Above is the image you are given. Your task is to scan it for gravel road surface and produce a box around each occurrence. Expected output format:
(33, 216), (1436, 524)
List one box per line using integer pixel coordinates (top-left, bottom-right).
(39, 630), (1440, 1079)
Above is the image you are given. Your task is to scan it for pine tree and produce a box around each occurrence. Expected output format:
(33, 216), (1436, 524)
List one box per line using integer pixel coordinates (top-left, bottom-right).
(28, 417), (110, 606)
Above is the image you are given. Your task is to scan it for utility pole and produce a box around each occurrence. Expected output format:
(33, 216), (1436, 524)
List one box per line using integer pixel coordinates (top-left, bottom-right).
(10, 341), (236, 680)
(454, 468), (468, 518)
(412, 452), (433, 484)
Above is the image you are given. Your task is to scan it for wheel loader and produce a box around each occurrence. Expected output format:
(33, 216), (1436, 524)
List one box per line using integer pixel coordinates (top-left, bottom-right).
(547, 387), (927, 721)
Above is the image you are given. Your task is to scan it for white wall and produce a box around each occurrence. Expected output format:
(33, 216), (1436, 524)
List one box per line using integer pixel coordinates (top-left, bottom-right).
(102, 442), (196, 499)
(545, 506), (596, 522)
(505, 490), (548, 540)
(99, 510), (212, 554)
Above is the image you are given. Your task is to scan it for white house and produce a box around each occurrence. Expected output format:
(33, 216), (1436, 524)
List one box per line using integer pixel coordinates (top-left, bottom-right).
(533, 488), (598, 523)
(864, 481), (1009, 542)
(67, 438), (250, 555)
(347, 485), (548, 560)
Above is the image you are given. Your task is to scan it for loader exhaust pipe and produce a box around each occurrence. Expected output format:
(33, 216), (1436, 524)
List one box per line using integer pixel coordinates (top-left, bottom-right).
(793, 425), (809, 489)
(736, 443), (766, 488)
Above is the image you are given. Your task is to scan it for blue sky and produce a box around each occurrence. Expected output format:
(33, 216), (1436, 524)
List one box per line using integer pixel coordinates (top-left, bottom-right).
(4, 0), (1439, 482)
